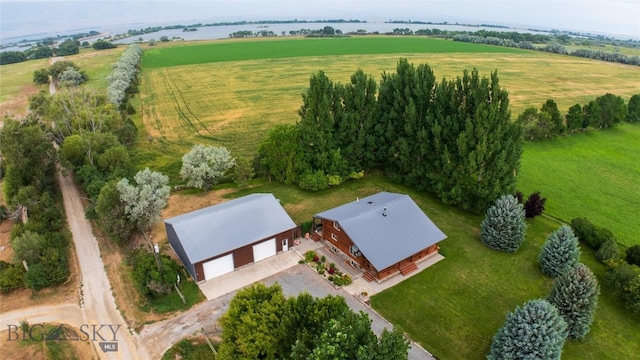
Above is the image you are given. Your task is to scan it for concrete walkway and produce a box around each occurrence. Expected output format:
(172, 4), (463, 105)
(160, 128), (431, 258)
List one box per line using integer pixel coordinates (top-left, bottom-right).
(197, 238), (323, 300)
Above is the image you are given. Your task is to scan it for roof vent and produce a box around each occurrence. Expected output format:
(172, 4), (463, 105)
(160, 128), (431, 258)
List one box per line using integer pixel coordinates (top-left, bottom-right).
(367, 201), (373, 204)
(383, 207), (387, 217)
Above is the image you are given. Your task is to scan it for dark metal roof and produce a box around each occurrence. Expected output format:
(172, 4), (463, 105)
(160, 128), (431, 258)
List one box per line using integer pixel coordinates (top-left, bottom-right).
(164, 193), (297, 264)
(314, 192), (447, 271)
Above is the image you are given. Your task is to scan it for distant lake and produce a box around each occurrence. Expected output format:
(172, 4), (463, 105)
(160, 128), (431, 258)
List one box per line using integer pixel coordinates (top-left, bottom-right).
(113, 22), (549, 44)
(0, 22), (550, 52)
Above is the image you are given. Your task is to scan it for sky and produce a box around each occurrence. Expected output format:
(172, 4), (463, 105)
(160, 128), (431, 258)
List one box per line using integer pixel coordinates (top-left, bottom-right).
(1, 0), (639, 41)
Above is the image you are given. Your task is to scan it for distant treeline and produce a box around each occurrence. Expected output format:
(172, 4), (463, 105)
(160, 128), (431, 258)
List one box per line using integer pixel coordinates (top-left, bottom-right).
(452, 33), (640, 66)
(0, 38), (80, 65)
(387, 20), (510, 29)
(126, 19), (365, 36)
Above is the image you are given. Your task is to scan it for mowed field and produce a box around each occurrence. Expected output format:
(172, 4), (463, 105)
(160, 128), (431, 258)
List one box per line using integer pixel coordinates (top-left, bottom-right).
(519, 123), (640, 247)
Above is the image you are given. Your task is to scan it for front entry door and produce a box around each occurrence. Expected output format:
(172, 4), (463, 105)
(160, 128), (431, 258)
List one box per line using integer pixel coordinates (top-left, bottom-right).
(282, 238), (289, 252)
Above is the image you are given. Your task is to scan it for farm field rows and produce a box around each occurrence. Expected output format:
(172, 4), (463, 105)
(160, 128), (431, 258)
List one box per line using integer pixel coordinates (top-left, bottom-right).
(138, 40), (640, 178)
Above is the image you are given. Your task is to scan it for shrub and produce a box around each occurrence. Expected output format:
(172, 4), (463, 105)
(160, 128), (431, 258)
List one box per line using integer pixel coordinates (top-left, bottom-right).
(304, 251), (316, 263)
(321, 255), (326, 263)
(626, 245), (640, 266)
(0, 261), (25, 293)
(571, 217), (613, 249)
(480, 195), (527, 253)
(487, 299), (567, 360)
(538, 225), (581, 278)
(298, 170), (329, 191)
(548, 263), (600, 340)
(593, 227), (615, 249)
(571, 217), (596, 247)
(604, 260), (640, 314)
(524, 191), (546, 218)
(595, 239), (619, 263)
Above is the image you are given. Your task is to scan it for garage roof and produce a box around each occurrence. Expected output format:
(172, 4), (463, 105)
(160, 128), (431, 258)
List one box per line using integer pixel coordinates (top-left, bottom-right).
(164, 193), (297, 263)
(314, 192), (446, 271)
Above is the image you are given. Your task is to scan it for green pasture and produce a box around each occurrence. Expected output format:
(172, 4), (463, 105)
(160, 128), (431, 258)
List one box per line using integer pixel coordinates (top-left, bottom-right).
(0, 57), (48, 103)
(141, 37), (525, 68)
(518, 123), (640, 247)
(221, 174), (640, 359)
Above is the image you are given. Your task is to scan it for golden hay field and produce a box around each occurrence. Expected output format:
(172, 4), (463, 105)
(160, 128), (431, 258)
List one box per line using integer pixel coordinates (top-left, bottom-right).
(138, 50), (640, 170)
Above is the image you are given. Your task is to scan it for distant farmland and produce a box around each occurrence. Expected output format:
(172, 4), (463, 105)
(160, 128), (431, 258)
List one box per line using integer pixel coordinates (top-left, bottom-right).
(141, 37), (525, 68)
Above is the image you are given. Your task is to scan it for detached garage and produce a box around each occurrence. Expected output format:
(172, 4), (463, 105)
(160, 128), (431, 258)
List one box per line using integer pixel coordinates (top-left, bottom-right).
(164, 193), (298, 282)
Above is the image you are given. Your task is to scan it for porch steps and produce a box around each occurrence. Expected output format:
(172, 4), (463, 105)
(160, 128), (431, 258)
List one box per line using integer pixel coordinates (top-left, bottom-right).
(362, 271), (376, 282)
(311, 232), (322, 242)
(400, 262), (418, 276)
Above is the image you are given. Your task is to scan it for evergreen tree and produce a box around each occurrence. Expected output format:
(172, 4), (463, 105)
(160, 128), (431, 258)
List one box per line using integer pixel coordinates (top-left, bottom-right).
(480, 195), (527, 253)
(538, 225), (581, 278)
(548, 263), (600, 340)
(487, 299), (568, 360)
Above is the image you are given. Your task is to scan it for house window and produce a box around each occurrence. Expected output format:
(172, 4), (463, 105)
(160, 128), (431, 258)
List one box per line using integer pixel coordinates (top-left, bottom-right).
(350, 260), (358, 268)
(331, 233), (338, 241)
(330, 246), (337, 253)
(333, 221), (340, 231)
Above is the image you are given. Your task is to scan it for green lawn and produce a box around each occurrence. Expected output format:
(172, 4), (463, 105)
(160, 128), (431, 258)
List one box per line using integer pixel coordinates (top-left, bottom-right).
(217, 174), (640, 359)
(518, 123), (640, 247)
(142, 37), (524, 68)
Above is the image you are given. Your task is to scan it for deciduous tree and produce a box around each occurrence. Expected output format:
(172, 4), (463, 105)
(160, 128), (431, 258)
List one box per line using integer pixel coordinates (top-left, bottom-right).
(33, 68), (50, 85)
(538, 225), (581, 278)
(180, 144), (235, 190)
(487, 299), (567, 360)
(117, 168), (170, 233)
(627, 94), (640, 122)
(480, 195), (527, 253)
(548, 263), (600, 340)
(565, 103), (584, 132)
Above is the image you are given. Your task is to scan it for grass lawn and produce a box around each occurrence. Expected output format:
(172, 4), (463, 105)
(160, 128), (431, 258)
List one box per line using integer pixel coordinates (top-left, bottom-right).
(217, 174), (640, 359)
(518, 123), (640, 247)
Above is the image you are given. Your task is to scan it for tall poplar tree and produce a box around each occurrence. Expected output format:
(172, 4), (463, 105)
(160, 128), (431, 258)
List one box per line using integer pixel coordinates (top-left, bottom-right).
(335, 69), (378, 171)
(376, 59), (436, 185)
(430, 70), (521, 213)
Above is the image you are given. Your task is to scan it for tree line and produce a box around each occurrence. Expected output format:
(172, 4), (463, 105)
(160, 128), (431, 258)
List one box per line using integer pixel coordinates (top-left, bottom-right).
(517, 94), (639, 141)
(0, 39), (80, 65)
(453, 34), (640, 66)
(217, 283), (410, 359)
(0, 119), (70, 293)
(258, 59), (522, 213)
(479, 196), (601, 358)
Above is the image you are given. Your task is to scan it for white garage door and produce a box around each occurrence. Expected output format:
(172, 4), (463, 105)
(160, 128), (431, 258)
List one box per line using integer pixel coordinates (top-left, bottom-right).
(202, 254), (234, 280)
(253, 238), (277, 263)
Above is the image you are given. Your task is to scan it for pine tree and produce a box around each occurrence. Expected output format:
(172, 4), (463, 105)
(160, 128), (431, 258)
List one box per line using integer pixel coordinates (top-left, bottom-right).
(548, 263), (600, 340)
(487, 299), (568, 360)
(538, 225), (581, 278)
(480, 194), (527, 253)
